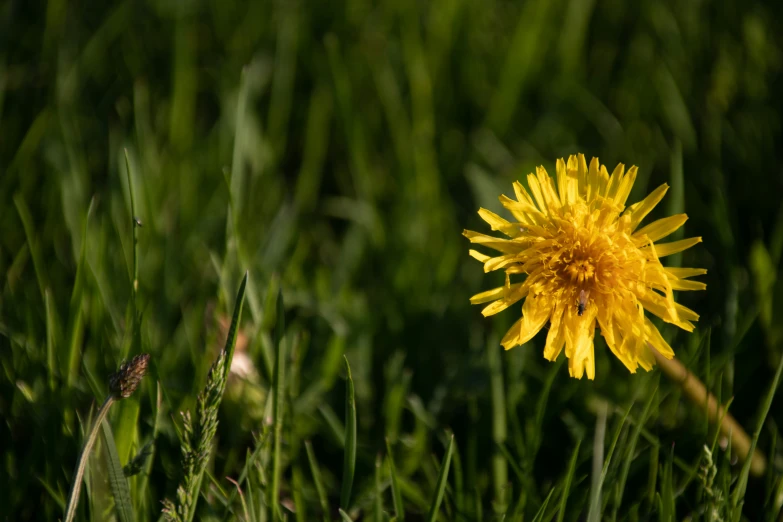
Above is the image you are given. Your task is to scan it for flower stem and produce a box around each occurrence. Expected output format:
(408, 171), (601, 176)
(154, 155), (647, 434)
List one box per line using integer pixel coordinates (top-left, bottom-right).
(64, 395), (116, 522)
(651, 349), (766, 476)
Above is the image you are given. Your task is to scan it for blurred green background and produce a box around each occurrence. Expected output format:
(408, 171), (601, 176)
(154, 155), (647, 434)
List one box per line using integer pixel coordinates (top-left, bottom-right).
(2, 0), (783, 520)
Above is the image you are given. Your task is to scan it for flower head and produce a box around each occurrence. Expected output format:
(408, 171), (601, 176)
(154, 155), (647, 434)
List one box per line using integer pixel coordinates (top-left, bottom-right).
(464, 154), (705, 379)
(109, 353), (151, 398)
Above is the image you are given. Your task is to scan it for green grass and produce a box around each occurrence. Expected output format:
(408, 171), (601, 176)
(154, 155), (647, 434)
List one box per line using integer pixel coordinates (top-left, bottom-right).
(2, 0), (783, 520)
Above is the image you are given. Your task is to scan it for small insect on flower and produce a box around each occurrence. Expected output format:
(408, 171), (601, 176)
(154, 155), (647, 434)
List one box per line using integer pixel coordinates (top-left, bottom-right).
(463, 153), (706, 379)
(577, 289), (590, 317)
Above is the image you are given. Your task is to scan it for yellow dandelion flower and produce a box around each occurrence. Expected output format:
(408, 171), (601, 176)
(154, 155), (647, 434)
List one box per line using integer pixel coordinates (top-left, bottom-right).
(464, 154), (706, 380)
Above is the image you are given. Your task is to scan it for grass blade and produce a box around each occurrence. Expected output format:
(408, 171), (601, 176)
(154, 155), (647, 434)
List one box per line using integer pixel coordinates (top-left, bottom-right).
(587, 401), (608, 522)
(293, 465), (306, 522)
(267, 4), (298, 156)
(37, 475), (66, 510)
(487, 341), (507, 508)
(614, 383), (658, 516)
(221, 432), (271, 522)
(226, 477), (252, 522)
(666, 140), (685, 268)
(497, 442), (525, 483)
(123, 149), (139, 310)
(556, 438), (582, 522)
(65, 197), (95, 389)
(44, 290), (57, 391)
(101, 419), (135, 522)
(64, 397), (115, 522)
(529, 357), (564, 461)
(386, 439), (405, 522)
(451, 437), (464, 521)
(270, 288), (286, 519)
(305, 441), (330, 522)
(135, 382), (162, 515)
(531, 487), (556, 522)
(162, 274), (247, 522)
(374, 453), (383, 522)
(426, 434), (454, 522)
(114, 151), (143, 464)
(13, 193), (49, 302)
(340, 355), (357, 510)
(319, 403), (346, 449)
(223, 272), (249, 383)
(600, 399), (633, 483)
(660, 446), (675, 522)
(338, 508), (352, 522)
(731, 350), (783, 519)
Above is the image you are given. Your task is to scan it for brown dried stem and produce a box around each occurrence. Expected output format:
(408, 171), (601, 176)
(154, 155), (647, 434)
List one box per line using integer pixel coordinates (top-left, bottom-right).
(651, 348), (766, 477)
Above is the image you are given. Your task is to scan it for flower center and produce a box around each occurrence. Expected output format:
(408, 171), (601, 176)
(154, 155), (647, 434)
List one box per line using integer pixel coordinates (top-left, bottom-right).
(565, 258), (595, 285)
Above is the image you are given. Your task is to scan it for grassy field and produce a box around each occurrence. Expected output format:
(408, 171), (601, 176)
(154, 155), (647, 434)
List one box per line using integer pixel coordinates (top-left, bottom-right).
(2, 0), (783, 520)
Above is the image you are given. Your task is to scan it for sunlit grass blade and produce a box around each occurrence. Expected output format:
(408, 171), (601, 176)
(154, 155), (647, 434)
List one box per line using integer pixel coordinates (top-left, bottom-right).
(556, 438), (581, 522)
(338, 508), (352, 522)
(101, 419), (135, 522)
(340, 355), (357, 510)
(386, 439), (405, 522)
(305, 441), (330, 522)
(730, 349), (783, 520)
(426, 434), (454, 522)
(270, 288), (286, 519)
